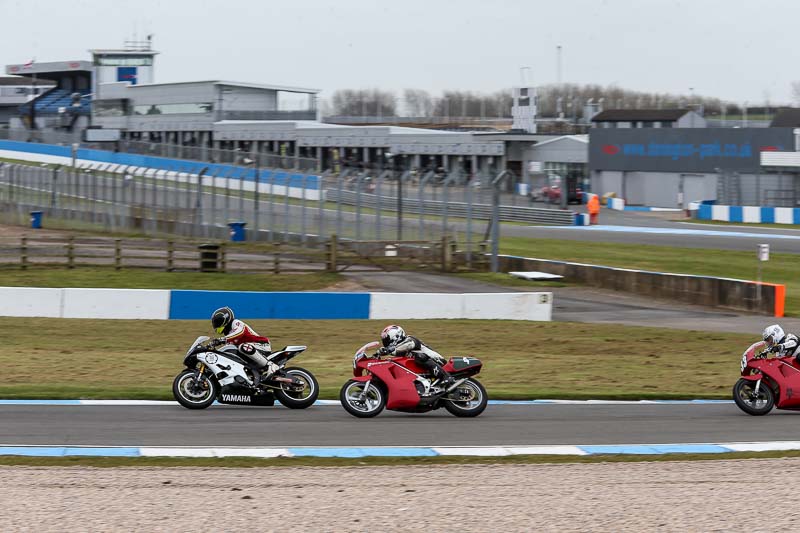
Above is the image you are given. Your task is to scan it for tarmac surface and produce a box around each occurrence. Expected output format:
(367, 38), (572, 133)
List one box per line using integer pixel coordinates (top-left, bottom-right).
(0, 403), (790, 447)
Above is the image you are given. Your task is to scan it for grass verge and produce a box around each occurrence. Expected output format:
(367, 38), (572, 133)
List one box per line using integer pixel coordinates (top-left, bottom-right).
(2, 450), (800, 468)
(501, 236), (800, 316)
(0, 318), (752, 400)
(0, 267), (340, 291)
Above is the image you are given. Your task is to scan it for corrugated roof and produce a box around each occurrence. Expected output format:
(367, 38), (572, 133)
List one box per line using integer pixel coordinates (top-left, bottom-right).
(770, 108), (800, 127)
(591, 109), (690, 122)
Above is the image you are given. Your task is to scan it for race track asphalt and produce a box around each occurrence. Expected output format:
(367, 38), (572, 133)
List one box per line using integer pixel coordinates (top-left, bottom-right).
(0, 403), (794, 447)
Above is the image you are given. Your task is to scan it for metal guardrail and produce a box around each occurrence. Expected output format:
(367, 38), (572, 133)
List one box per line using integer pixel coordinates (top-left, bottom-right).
(325, 189), (576, 225)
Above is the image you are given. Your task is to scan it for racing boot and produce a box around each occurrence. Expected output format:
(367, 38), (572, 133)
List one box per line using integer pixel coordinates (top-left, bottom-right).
(429, 364), (455, 392)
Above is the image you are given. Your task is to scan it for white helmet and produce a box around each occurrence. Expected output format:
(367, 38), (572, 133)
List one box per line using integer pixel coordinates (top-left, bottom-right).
(763, 324), (785, 348)
(381, 324), (406, 348)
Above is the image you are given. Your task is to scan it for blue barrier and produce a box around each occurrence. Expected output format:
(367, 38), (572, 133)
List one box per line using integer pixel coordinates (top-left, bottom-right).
(0, 140), (320, 190)
(168, 290), (372, 320)
(696, 202), (800, 225)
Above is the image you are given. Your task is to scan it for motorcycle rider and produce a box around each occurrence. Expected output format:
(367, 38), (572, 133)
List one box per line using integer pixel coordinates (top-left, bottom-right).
(210, 307), (275, 380)
(378, 325), (455, 390)
(762, 324), (800, 362)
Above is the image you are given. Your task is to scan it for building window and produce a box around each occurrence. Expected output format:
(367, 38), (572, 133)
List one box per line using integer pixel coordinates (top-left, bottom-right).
(642, 121), (654, 128)
(132, 103), (214, 115)
(660, 121), (672, 128)
(95, 56), (154, 67)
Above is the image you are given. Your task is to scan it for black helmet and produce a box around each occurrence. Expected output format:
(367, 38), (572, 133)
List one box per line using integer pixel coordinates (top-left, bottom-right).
(211, 307), (235, 335)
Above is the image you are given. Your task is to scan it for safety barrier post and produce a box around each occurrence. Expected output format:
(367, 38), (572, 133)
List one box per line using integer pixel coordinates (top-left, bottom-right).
(326, 234), (338, 273)
(67, 236), (75, 269)
(167, 240), (174, 272)
(441, 235), (452, 272)
(20, 236), (27, 270)
(219, 242), (227, 273)
(114, 239), (122, 270)
(273, 244), (281, 274)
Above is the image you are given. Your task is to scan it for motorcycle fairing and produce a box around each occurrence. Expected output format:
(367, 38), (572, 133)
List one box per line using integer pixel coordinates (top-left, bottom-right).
(364, 358), (424, 410)
(748, 357), (800, 408)
(443, 357), (482, 376)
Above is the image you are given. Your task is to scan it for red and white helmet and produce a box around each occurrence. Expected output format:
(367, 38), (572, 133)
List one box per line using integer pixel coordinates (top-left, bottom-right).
(381, 325), (406, 348)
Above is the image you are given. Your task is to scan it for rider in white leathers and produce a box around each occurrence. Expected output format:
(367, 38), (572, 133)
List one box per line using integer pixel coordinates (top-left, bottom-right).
(763, 324), (800, 361)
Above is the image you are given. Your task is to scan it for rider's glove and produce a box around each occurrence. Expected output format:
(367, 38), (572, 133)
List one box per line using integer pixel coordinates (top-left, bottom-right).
(377, 347), (390, 356)
(770, 344), (782, 353)
(210, 337), (225, 347)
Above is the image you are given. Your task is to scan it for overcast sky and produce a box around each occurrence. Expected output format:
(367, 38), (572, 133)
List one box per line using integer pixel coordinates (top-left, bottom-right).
(1, 0), (798, 105)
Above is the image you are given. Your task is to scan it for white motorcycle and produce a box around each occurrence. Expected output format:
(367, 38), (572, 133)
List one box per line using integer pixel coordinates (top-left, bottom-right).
(172, 336), (319, 410)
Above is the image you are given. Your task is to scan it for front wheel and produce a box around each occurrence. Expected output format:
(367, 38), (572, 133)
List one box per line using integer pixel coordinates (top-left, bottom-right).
(275, 367), (319, 409)
(733, 378), (775, 416)
(340, 379), (386, 418)
(443, 379), (488, 418)
(173, 369), (218, 410)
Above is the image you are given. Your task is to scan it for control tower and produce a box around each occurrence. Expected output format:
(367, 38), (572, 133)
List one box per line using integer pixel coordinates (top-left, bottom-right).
(90, 38), (158, 92)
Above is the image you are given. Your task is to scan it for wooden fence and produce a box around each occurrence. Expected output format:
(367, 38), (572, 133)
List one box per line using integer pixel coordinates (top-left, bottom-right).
(0, 235), (488, 274)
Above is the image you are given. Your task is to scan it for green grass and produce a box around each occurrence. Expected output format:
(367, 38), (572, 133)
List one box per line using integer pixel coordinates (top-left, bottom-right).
(501, 236), (800, 316)
(2, 450), (800, 467)
(0, 267), (341, 291)
(0, 318), (752, 400)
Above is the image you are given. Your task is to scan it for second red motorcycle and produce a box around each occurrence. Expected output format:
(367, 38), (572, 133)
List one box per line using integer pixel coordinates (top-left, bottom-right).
(339, 341), (488, 418)
(734, 340), (800, 415)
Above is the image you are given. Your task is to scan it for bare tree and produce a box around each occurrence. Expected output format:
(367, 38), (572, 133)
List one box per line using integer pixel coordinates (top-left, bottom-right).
(330, 89), (397, 117)
(791, 81), (800, 106)
(402, 89), (434, 117)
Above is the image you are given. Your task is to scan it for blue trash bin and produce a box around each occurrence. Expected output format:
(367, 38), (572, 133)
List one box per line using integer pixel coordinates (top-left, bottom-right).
(30, 211), (43, 229)
(228, 221), (247, 242)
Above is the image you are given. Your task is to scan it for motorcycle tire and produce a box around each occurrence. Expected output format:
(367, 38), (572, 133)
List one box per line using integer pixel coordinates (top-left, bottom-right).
(339, 379), (386, 418)
(274, 367), (319, 409)
(173, 369), (218, 410)
(443, 378), (488, 418)
(733, 378), (775, 416)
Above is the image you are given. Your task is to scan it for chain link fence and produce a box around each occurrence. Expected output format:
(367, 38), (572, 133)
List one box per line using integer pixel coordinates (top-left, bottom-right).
(0, 160), (577, 270)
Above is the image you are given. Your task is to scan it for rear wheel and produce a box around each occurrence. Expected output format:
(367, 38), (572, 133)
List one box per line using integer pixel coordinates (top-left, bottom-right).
(274, 367), (319, 409)
(733, 378), (774, 416)
(340, 380), (385, 418)
(443, 379), (488, 417)
(173, 369), (218, 410)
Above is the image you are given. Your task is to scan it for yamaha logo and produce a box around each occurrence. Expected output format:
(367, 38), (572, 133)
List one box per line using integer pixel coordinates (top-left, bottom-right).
(222, 394), (251, 403)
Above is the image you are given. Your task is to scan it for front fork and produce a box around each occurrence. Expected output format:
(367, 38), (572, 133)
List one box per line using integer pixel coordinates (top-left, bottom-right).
(753, 379), (761, 397)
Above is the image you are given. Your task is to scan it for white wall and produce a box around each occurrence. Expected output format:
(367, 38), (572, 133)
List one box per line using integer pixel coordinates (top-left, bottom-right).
(0, 287), (170, 319)
(369, 292), (552, 321)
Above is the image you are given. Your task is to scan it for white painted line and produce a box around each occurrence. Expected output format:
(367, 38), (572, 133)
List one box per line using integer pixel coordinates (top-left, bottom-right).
(433, 447), (510, 456)
(505, 446), (588, 456)
(721, 441), (800, 452)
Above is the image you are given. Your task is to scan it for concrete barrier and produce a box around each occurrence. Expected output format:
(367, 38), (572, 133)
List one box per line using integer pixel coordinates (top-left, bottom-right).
(369, 292), (552, 321)
(0, 287), (63, 318)
(496, 255), (785, 317)
(61, 288), (171, 320)
(0, 288), (553, 321)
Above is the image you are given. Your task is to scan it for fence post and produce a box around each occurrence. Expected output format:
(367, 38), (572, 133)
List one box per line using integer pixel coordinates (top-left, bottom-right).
(114, 239), (122, 270)
(441, 235), (452, 272)
(326, 234), (338, 273)
(20, 235), (27, 270)
(273, 244), (281, 274)
(167, 240), (174, 272)
(67, 236), (75, 269)
(219, 242), (227, 273)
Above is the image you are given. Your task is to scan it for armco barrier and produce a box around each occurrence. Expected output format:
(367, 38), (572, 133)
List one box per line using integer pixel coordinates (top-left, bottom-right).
(696, 202), (800, 225)
(496, 255), (785, 317)
(0, 288), (553, 321)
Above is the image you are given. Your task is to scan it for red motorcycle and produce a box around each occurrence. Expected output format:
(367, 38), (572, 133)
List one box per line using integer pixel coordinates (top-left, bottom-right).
(734, 340), (800, 415)
(339, 341), (488, 418)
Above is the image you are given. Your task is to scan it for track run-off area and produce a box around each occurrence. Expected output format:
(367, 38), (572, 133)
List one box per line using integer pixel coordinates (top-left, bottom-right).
(2, 401), (799, 457)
